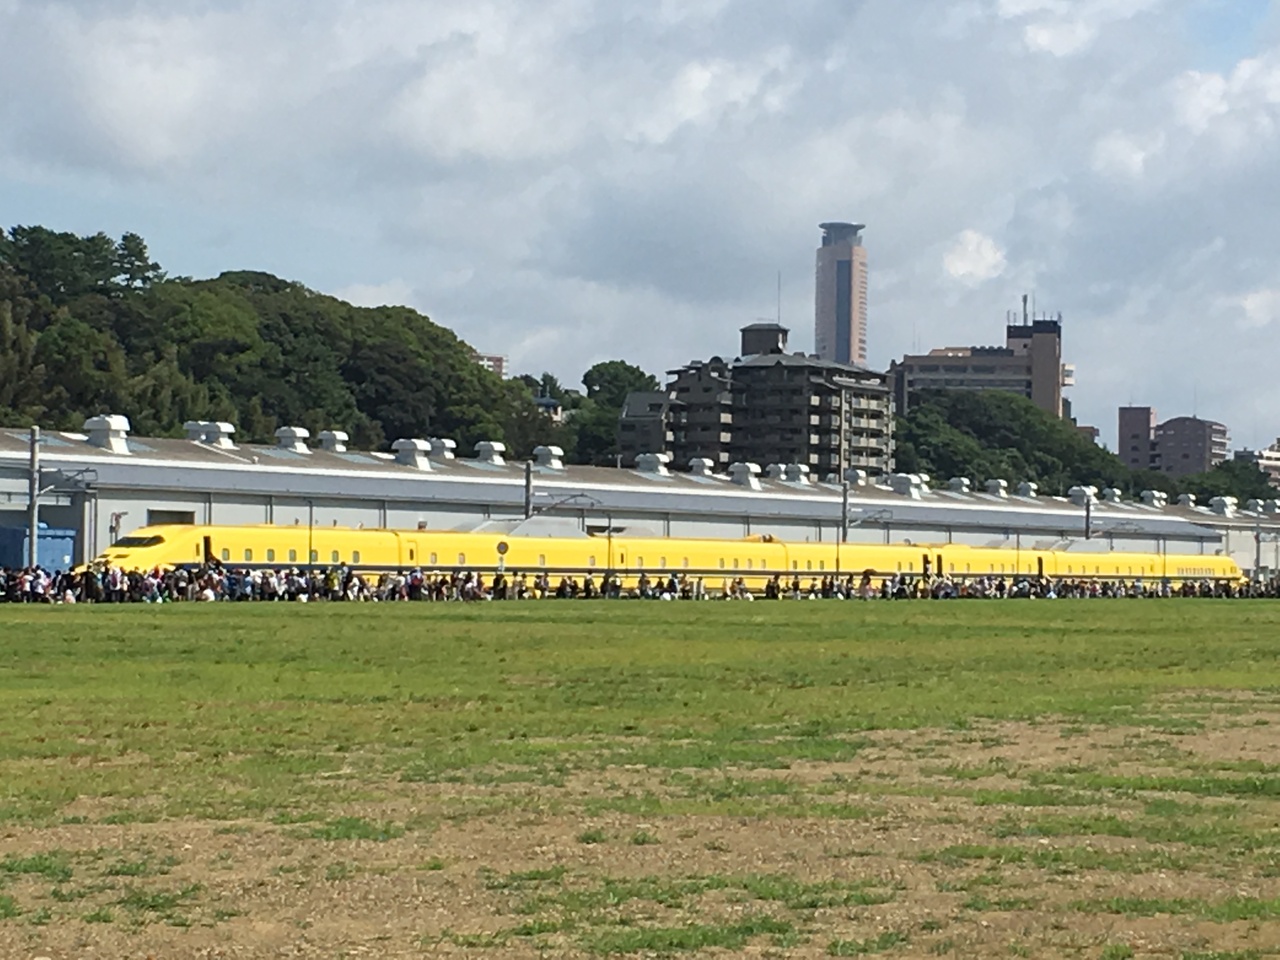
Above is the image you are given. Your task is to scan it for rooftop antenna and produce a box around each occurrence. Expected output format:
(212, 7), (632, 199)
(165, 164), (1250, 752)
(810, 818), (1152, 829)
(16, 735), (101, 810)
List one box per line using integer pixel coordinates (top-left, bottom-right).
(1022, 293), (1029, 326)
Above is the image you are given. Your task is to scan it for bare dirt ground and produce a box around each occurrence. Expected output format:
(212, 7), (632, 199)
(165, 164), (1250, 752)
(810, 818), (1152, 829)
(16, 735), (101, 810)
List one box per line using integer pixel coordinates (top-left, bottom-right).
(6, 704), (1280, 959)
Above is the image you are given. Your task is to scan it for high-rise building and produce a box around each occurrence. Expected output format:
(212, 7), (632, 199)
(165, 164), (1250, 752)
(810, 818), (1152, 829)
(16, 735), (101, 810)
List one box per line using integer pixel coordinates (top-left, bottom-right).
(814, 222), (868, 366)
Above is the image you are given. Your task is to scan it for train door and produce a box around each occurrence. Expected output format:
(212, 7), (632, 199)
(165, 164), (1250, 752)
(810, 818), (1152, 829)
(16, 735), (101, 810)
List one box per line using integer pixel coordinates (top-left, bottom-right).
(1037, 557), (1044, 579)
(936, 554), (944, 577)
(406, 540), (417, 567)
(921, 553), (931, 577)
(202, 535), (213, 564)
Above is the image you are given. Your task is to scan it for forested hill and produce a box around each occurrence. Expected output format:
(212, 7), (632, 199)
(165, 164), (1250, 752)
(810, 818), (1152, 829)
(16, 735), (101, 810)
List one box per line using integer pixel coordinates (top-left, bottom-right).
(0, 225), (600, 456)
(895, 390), (1274, 502)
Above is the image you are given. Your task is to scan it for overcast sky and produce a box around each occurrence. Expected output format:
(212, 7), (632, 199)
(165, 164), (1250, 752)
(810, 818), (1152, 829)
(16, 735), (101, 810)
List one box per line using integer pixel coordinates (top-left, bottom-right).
(2, 0), (1278, 450)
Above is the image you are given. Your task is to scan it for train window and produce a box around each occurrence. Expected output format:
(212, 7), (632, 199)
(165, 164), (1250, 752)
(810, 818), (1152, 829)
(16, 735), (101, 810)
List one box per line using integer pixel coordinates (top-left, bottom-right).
(746, 559), (752, 570)
(1128, 567), (1133, 575)
(965, 564), (970, 573)
(1067, 566), (1072, 574)
(352, 551), (361, 564)
(310, 550), (318, 563)
(806, 561), (812, 571)
(244, 549), (253, 562)
(539, 554), (546, 566)
(267, 549), (275, 562)
(637, 557), (644, 568)
(999, 564), (1004, 573)
(1095, 566), (1100, 575)
(221, 548), (230, 561)
(289, 550), (297, 562)
(408, 548), (415, 562)
(949, 564), (955, 574)
(719, 559), (726, 569)
(682, 558), (689, 568)
(819, 560), (825, 571)
(733, 559), (740, 569)
(331, 551), (340, 563)
(896, 562), (902, 572)
(909, 562), (915, 572)
(458, 553), (466, 565)
(761, 559), (768, 570)
(792, 561), (798, 571)
(588, 556), (597, 567)
(430, 553), (438, 565)
(660, 558), (667, 568)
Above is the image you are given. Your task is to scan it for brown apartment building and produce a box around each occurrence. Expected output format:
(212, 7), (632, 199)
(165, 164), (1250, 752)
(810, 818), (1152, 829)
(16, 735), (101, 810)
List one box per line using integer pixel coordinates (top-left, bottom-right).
(1118, 406), (1229, 478)
(619, 324), (894, 477)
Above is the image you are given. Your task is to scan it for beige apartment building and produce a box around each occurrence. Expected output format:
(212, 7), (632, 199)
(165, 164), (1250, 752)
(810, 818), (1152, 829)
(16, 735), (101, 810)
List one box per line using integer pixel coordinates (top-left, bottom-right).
(814, 222), (869, 367)
(889, 310), (1074, 419)
(619, 324), (894, 477)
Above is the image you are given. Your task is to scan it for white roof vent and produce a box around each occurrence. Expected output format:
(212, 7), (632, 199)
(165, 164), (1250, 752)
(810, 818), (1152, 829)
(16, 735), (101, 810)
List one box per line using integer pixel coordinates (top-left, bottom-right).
(844, 468), (869, 487)
(783, 464), (811, 484)
(183, 420), (211, 442)
(1016, 482), (1039, 498)
(83, 415), (131, 455)
(689, 458), (716, 477)
(428, 438), (457, 461)
(728, 462), (762, 490)
(764, 464), (786, 480)
(275, 426), (311, 454)
(948, 477), (971, 493)
(475, 441), (506, 465)
(392, 438), (432, 470)
(1102, 488), (1124, 504)
(533, 445), (564, 470)
(985, 479), (1009, 499)
(635, 452), (671, 476)
(1248, 499), (1265, 513)
(204, 422), (237, 449)
(889, 474), (926, 500)
(1210, 496), (1238, 517)
(318, 430), (348, 453)
(1266, 500), (1280, 515)
(1178, 493), (1197, 508)
(1067, 485), (1098, 506)
(1140, 490), (1168, 508)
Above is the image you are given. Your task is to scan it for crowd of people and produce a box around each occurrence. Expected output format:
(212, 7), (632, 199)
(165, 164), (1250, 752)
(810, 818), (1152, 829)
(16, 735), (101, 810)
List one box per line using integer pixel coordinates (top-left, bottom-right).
(0, 562), (1263, 605)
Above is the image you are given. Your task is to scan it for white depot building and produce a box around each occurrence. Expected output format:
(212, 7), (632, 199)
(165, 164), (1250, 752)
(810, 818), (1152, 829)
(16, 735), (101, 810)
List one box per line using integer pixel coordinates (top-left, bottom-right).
(2, 415), (1280, 574)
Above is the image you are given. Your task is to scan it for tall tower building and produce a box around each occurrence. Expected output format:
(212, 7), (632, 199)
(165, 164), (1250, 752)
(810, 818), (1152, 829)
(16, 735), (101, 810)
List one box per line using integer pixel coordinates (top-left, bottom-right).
(814, 222), (868, 366)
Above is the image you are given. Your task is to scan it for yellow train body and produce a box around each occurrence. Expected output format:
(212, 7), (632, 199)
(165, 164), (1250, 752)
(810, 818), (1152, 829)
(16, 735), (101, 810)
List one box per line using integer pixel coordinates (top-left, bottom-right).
(95, 524), (1243, 586)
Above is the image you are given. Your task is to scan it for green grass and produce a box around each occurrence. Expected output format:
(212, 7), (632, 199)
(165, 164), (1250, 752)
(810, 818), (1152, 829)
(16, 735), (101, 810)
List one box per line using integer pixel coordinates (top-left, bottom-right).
(579, 916), (793, 954)
(0, 895), (19, 920)
(0, 852), (72, 883)
(6, 602), (1280, 821)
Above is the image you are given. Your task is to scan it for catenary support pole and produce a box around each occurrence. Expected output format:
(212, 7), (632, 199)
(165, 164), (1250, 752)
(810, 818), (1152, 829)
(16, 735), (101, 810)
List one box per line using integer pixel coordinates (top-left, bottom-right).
(27, 426), (39, 569)
(524, 460), (533, 519)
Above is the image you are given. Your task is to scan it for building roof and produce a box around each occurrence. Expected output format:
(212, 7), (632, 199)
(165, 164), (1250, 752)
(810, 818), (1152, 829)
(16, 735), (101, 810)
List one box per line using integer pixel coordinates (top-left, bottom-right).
(0, 424), (1262, 547)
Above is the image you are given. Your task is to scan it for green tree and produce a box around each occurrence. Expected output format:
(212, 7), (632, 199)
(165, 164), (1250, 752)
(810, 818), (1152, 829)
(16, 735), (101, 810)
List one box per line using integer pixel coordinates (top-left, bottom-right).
(581, 360), (659, 410)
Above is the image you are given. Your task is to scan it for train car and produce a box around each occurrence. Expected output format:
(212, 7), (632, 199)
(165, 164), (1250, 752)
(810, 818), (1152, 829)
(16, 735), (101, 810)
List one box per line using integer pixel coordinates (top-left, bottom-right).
(91, 523), (1243, 589)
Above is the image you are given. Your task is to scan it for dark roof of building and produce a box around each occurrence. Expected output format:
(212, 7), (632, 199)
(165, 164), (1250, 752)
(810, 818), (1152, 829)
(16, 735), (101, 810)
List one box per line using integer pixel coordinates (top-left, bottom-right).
(734, 352), (886, 378)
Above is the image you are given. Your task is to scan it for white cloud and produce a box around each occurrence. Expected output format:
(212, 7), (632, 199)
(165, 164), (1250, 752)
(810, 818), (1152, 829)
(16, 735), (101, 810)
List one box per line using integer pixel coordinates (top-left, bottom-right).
(333, 280), (415, 310)
(1, 0), (1279, 449)
(1240, 289), (1280, 330)
(943, 231), (1008, 285)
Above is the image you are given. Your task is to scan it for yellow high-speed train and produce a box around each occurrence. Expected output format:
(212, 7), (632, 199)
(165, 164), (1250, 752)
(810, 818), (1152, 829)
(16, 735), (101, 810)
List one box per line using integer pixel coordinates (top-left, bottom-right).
(94, 523), (1242, 585)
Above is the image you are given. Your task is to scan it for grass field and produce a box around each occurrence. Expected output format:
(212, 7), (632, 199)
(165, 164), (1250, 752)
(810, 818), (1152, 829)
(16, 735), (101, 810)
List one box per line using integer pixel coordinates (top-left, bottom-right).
(3, 601), (1280, 958)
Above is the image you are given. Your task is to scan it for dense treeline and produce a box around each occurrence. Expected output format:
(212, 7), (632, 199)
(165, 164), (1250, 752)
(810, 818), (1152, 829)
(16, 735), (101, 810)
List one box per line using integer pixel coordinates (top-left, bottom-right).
(895, 390), (1275, 502)
(0, 226), (657, 462)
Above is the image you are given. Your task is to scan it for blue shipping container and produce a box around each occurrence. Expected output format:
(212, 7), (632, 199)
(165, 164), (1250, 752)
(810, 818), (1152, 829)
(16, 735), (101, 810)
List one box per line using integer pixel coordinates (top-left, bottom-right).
(0, 525), (79, 571)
